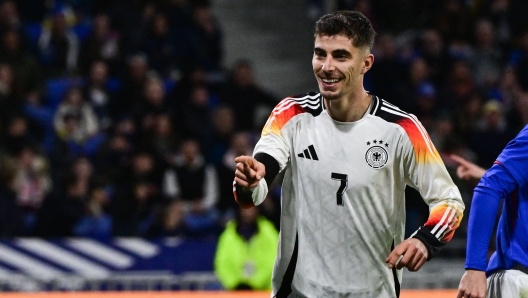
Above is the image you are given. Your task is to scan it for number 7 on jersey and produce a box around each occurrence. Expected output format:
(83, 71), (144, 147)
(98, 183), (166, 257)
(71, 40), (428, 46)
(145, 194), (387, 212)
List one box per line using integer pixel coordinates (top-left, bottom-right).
(331, 172), (348, 206)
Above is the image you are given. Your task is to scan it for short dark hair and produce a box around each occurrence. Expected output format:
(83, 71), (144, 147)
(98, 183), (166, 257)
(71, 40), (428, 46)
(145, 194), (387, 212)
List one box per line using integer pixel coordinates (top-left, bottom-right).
(314, 11), (376, 52)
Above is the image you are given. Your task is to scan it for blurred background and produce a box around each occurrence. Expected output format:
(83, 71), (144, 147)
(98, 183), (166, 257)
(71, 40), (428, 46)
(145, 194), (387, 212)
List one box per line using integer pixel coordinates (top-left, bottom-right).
(0, 0), (527, 293)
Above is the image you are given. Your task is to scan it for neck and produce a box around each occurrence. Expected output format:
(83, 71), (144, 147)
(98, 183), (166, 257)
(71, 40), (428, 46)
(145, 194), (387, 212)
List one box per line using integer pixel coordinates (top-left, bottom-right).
(324, 90), (371, 122)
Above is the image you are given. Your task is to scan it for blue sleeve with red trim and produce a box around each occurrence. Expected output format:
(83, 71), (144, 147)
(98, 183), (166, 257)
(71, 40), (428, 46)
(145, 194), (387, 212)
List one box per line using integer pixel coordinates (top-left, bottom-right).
(496, 125), (528, 186)
(465, 125), (528, 270)
(465, 164), (517, 270)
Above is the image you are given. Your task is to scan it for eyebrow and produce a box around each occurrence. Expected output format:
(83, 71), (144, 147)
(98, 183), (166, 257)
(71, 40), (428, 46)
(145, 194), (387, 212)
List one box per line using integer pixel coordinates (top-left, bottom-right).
(313, 47), (352, 57)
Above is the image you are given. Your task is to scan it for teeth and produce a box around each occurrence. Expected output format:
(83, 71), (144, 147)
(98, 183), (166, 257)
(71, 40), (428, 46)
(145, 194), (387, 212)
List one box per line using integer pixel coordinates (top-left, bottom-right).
(322, 78), (339, 83)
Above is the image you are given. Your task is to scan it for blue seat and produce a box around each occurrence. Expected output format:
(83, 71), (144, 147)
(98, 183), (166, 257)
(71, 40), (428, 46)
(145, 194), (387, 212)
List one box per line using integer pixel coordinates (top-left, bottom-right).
(106, 77), (121, 93)
(164, 78), (176, 94)
(72, 22), (92, 41)
(45, 78), (85, 109)
(24, 22), (42, 46)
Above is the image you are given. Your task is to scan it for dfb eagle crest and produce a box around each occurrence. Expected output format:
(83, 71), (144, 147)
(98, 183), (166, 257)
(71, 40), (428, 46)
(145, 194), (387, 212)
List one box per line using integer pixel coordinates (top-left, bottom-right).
(365, 139), (389, 169)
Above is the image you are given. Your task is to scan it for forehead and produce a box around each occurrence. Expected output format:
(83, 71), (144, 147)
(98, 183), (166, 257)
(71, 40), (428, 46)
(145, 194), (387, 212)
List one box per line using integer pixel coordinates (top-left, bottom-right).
(314, 34), (357, 52)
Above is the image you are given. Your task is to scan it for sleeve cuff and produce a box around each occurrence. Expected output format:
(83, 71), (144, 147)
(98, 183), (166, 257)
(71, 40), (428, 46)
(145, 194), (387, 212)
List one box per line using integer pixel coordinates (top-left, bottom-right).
(411, 226), (446, 260)
(251, 177), (268, 206)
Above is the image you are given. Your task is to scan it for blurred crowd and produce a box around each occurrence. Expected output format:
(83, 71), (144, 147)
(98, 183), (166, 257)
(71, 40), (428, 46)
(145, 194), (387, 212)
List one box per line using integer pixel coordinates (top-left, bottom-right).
(0, 0), (279, 240)
(0, 0), (527, 245)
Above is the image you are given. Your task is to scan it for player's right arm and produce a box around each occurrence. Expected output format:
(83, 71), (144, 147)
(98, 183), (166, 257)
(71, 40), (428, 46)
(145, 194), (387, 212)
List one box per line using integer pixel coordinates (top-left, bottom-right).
(233, 154), (280, 209)
(233, 97), (306, 208)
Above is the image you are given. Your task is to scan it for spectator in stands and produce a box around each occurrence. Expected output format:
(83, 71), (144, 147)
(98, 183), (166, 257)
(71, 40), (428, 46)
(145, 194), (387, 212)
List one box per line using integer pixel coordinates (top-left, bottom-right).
(368, 33), (408, 109)
(219, 60), (278, 132)
(178, 83), (213, 144)
(214, 206), (278, 290)
(0, 29), (43, 97)
(429, 110), (457, 153)
(0, 158), (25, 237)
(0, 0), (21, 35)
(215, 132), (252, 223)
(118, 53), (149, 117)
(53, 87), (100, 145)
(435, 0), (473, 43)
(83, 60), (113, 130)
(0, 63), (22, 124)
(112, 150), (162, 236)
(73, 186), (112, 240)
(440, 59), (475, 112)
(11, 145), (52, 232)
(140, 12), (176, 77)
(80, 13), (121, 75)
(191, 0), (223, 71)
(469, 100), (513, 167)
(455, 92), (484, 138)
(37, 6), (80, 76)
(162, 139), (219, 236)
(468, 19), (503, 91)
(142, 113), (180, 164)
(146, 199), (189, 238)
(34, 174), (88, 238)
(511, 91), (528, 131)
(511, 30), (528, 91)
(206, 105), (235, 165)
(94, 120), (135, 183)
(418, 29), (450, 88)
(134, 76), (170, 134)
(2, 115), (37, 156)
(410, 81), (438, 131)
(112, 180), (158, 237)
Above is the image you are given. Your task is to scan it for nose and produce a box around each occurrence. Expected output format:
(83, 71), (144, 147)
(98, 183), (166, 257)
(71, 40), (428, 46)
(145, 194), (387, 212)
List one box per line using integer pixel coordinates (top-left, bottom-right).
(322, 57), (336, 72)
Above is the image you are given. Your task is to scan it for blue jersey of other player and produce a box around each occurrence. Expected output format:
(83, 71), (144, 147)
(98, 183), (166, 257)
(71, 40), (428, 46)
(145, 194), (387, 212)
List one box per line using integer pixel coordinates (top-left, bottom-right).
(465, 125), (528, 276)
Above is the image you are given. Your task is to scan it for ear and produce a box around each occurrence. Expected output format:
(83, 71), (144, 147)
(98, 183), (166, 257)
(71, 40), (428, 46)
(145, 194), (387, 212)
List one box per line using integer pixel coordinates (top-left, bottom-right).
(361, 53), (374, 75)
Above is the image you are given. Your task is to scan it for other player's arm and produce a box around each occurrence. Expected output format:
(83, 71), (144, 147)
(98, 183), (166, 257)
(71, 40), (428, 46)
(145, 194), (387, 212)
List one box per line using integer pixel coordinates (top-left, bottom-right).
(233, 153), (280, 209)
(458, 125), (528, 298)
(450, 154), (486, 181)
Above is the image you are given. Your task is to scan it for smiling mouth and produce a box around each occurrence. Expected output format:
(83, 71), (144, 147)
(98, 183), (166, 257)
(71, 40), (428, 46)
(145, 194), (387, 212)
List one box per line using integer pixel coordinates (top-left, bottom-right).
(321, 78), (341, 83)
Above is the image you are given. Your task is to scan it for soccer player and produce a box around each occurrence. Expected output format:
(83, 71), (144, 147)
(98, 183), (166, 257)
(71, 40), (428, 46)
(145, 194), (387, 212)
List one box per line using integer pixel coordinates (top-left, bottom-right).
(453, 124), (528, 298)
(233, 11), (465, 297)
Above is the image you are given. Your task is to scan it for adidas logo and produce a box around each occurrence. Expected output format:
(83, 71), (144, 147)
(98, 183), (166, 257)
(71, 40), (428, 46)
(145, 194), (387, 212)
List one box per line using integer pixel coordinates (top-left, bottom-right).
(297, 145), (319, 160)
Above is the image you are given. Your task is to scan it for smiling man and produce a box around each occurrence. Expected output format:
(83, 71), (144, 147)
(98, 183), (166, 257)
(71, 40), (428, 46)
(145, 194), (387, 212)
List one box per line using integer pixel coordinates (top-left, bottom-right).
(232, 11), (465, 298)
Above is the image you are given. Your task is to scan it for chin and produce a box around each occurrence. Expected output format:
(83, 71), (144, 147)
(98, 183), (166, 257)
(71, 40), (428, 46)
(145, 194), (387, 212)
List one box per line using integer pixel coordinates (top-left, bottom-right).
(320, 90), (340, 100)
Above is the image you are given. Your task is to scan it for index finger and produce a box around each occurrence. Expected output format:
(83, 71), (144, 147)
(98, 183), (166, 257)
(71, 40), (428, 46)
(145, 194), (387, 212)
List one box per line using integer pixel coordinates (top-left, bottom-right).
(385, 244), (408, 268)
(450, 154), (472, 167)
(235, 156), (254, 168)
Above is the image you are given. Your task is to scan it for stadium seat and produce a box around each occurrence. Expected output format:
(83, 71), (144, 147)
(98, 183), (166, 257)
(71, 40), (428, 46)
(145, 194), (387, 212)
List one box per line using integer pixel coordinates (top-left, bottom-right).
(45, 77), (85, 109)
(24, 22), (42, 46)
(164, 78), (177, 94)
(72, 22), (92, 41)
(106, 77), (121, 93)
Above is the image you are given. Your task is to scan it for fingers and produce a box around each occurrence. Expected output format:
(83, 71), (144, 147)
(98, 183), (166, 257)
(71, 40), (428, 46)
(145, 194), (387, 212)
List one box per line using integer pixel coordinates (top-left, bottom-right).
(386, 239), (428, 271)
(450, 154), (472, 167)
(407, 250), (426, 271)
(234, 156), (266, 189)
(235, 156), (263, 180)
(385, 243), (407, 269)
(236, 162), (257, 179)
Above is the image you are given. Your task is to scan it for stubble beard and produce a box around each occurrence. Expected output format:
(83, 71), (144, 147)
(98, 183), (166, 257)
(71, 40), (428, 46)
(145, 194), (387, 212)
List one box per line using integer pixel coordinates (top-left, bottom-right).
(322, 91), (340, 100)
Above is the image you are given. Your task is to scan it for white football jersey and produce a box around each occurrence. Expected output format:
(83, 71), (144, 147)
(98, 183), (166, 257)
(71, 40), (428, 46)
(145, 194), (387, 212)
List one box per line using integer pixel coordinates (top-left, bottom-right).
(253, 93), (464, 298)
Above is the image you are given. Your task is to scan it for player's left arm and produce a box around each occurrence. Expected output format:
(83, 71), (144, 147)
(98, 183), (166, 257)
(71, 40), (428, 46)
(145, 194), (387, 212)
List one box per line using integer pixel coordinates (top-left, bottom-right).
(390, 116), (465, 268)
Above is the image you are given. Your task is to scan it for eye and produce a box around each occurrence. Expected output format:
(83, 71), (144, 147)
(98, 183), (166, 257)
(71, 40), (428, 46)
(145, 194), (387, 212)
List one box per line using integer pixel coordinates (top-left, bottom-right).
(314, 50), (325, 58)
